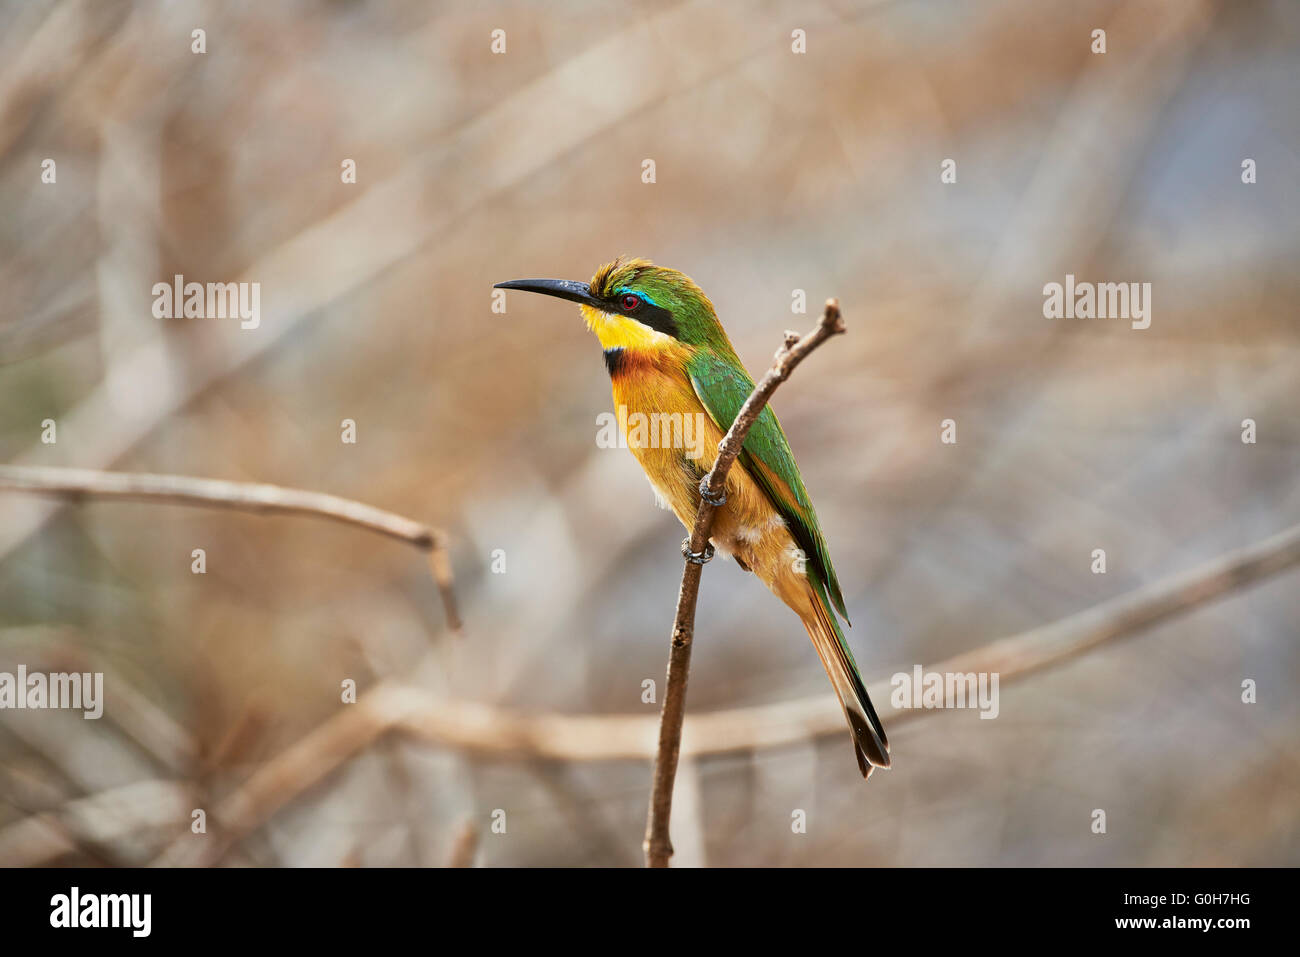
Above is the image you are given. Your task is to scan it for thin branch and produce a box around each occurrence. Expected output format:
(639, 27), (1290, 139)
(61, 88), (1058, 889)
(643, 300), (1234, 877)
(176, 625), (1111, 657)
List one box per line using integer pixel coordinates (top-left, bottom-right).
(643, 299), (846, 868)
(0, 464), (462, 632)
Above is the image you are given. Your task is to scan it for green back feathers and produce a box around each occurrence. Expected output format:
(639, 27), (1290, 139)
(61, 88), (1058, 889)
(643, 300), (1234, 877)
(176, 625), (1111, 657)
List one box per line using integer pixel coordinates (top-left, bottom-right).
(686, 349), (850, 623)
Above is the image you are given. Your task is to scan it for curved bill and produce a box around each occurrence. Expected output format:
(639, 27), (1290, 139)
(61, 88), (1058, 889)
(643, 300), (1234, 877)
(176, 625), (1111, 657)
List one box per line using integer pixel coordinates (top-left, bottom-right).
(493, 278), (605, 309)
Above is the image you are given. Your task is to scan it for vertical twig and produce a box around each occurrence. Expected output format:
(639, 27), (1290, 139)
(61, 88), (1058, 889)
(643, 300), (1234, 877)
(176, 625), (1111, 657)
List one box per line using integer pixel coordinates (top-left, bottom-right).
(643, 299), (846, 867)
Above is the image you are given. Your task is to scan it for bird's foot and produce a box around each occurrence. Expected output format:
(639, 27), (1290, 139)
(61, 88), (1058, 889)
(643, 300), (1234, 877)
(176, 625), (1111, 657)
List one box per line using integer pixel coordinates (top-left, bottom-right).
(681, 538), (715, 565)
(698, 475), (726, 507)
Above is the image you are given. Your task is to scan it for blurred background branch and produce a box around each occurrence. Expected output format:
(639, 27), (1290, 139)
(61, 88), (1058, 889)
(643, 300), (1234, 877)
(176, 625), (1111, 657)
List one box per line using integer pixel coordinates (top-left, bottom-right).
(0, 464), (461, 631)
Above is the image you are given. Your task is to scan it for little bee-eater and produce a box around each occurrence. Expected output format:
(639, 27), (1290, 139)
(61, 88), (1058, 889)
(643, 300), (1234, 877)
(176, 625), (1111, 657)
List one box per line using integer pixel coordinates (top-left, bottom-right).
(495, 258), (890, 778)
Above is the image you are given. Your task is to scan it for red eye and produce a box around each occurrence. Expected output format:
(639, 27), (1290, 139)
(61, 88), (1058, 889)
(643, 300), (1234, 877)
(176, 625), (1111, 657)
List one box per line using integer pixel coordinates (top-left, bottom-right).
(621, 294), (640, 311)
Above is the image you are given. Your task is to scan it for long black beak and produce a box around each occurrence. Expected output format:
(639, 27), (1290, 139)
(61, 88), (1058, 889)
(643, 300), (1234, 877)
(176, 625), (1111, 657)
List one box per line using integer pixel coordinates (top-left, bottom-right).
(493, 278), (605, 309)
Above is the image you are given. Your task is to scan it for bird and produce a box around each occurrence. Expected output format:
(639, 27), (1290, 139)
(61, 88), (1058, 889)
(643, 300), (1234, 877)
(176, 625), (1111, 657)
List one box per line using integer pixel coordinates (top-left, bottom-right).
(494, 257), (889, 779)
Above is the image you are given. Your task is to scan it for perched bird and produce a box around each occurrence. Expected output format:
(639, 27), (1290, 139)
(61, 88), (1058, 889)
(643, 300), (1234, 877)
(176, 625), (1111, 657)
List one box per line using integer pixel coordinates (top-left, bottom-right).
(495, 258), (889, 778)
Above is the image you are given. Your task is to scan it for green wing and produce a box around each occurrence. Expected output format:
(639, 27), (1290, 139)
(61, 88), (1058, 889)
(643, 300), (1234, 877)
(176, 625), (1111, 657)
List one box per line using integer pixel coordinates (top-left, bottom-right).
(686, 347), (849, 622)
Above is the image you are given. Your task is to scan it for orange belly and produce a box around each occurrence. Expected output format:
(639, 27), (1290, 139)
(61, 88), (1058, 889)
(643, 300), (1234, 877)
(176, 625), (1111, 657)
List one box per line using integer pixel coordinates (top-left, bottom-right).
(609, 357), (812, 615)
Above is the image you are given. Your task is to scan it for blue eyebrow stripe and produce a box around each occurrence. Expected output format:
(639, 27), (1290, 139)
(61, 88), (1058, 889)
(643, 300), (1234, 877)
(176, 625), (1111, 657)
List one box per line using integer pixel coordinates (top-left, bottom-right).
(615, 286), (659, 307)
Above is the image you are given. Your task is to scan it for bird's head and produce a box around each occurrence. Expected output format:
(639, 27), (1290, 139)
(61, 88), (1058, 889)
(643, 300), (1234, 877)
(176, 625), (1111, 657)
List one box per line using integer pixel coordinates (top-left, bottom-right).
(494, 257), (727, 353)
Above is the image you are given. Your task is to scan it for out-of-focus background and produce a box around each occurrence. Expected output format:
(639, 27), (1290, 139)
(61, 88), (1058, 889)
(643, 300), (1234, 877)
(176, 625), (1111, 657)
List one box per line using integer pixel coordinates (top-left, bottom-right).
(1, 0), (1297, 867)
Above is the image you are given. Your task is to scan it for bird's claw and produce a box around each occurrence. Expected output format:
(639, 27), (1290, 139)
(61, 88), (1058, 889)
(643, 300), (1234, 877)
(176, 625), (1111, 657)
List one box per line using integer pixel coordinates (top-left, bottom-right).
(681, 538), (715, 565)
(698, 476), (726, 507)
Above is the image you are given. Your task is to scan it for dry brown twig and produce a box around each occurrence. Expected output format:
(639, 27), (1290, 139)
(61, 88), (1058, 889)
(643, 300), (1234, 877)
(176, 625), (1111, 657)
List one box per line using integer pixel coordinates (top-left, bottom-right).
(0, 464), (462, 632)
(643, 299), (846, 868)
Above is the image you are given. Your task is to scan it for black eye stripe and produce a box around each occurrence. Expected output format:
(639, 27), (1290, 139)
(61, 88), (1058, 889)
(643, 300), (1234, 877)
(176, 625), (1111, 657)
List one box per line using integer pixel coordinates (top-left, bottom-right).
(605, 295), (679, 339)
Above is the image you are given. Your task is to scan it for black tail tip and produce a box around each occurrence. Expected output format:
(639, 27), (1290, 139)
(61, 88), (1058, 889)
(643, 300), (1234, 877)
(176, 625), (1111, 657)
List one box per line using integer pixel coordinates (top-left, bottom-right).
(846, 709), (891, 778)
(854, 740), (891, 779)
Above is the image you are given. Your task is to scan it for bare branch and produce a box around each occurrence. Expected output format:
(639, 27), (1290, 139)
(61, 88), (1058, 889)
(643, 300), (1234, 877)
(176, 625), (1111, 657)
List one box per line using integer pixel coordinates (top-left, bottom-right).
(644, 299), (846, 868)
(0, 465), (461, 633)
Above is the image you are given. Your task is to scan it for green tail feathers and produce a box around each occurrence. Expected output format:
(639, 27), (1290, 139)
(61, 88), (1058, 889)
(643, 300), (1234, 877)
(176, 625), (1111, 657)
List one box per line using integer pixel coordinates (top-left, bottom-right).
(810, 576), (890, 775)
